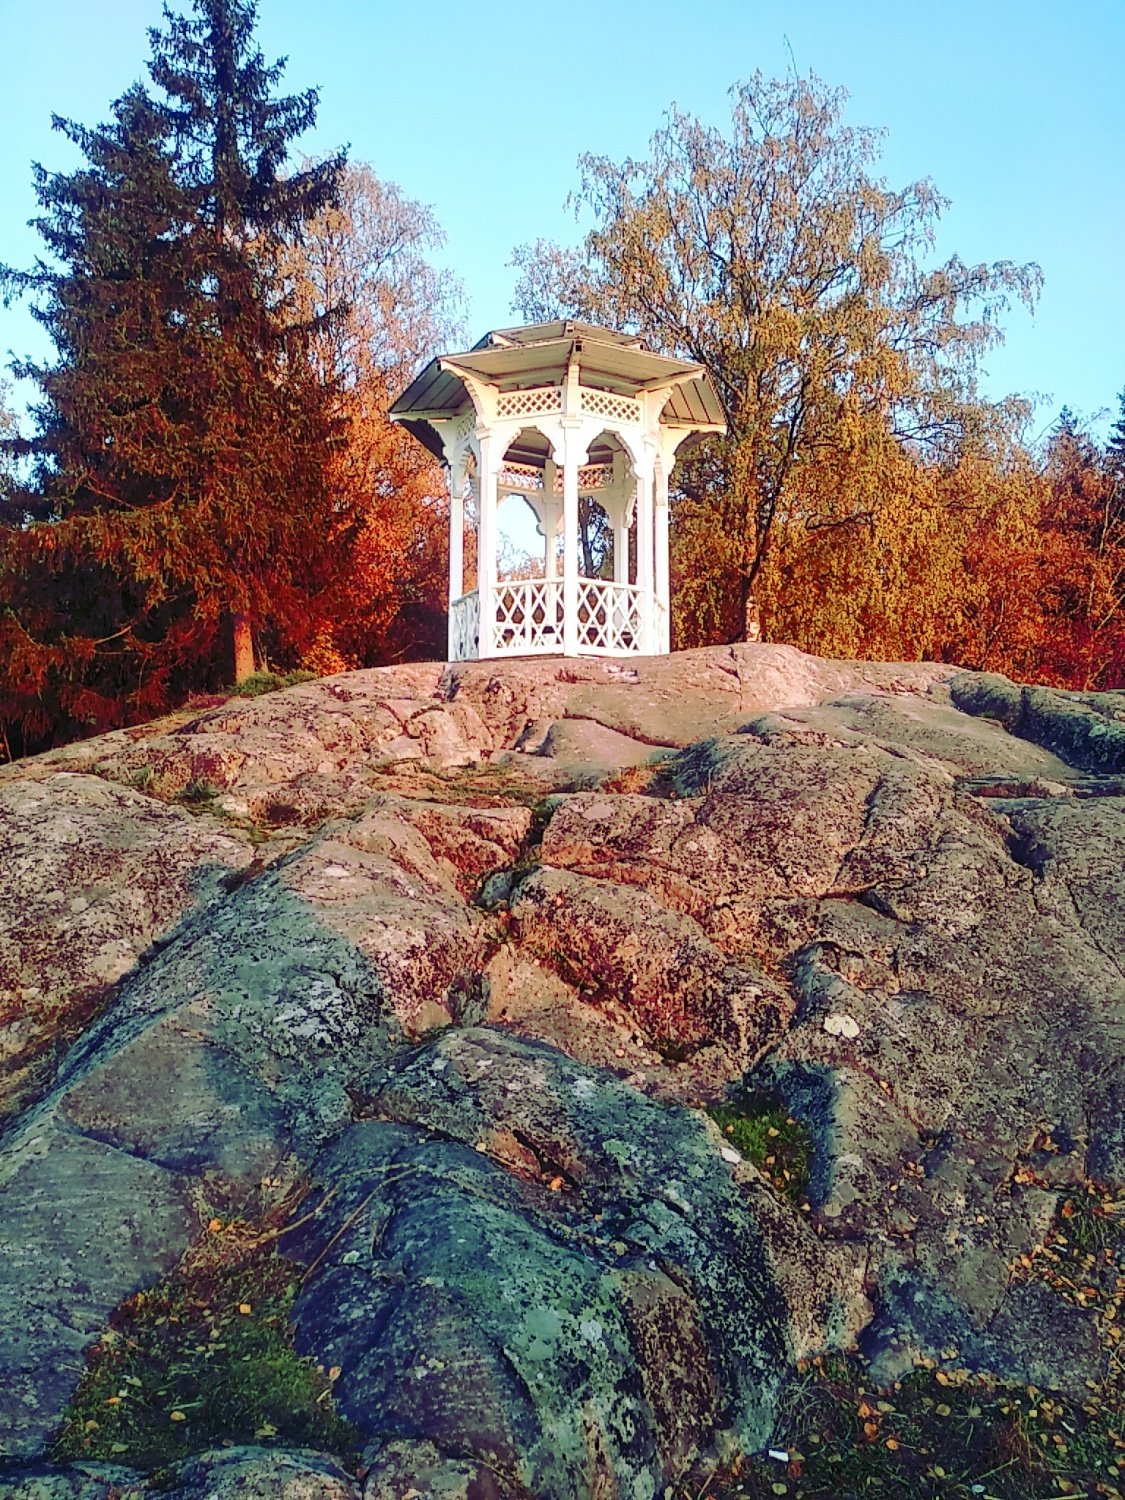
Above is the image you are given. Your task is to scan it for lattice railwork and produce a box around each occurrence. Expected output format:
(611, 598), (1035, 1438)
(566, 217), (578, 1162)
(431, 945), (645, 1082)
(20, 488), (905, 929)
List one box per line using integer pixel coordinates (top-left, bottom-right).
(450, 590), (480, 661)
(577, 463), (613, 490)
(499, 461), (545, 492)
(531, 462), (615, 495)
(580, 388), (639, 424)
(576, 579), (644, 654)
(490, 579), (564, 655)
(496, 386), (563, 419)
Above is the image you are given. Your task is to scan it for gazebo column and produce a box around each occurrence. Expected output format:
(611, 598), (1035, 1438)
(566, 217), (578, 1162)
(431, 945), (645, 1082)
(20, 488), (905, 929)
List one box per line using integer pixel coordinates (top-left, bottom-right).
(611, 451), (629, 584)
(476, 430), (498, 657)
(542, 504), (561, 579)
(635, 459), (655, 653)
(542, 458), (560, 581)
(446, 451), (465, 660)
(613, 501), (630, 585)
(560, 426), (585, 656)
(654, 463), (671, 653)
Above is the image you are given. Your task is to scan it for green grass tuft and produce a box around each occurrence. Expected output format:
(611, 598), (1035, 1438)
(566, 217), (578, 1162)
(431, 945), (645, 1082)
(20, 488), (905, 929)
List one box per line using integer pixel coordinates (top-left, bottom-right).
(52, 1220), (355, 1471)
(691, 1181), (1125, 1499)
(130, 764), (156, 793)
(692, 1353), (1125, 1499)
(710, 1096), (812, 1203)
(176, 776), (219, 806)
(1057, 1184), (1125, 1258)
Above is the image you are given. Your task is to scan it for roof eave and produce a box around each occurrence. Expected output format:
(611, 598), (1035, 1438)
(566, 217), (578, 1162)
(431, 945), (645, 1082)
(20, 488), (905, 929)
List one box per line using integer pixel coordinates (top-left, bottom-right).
(671, 421), (727, 434)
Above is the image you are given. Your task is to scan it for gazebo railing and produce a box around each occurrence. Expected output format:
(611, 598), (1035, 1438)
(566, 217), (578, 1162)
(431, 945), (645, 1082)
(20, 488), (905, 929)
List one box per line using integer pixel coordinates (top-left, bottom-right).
(490, 578), (564, 655)
(450, 578), (648, 660)
(449, 589), (480, 661)
(576, 578), (645, 655)
(655, 593), (670, 653)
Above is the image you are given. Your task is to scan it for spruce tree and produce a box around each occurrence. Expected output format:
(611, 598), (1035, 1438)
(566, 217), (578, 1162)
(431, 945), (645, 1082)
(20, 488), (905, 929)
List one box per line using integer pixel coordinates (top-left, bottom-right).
(1108, 388), (1125, 479)
(0, 0), (346, 753)
(1106, 389), (1125, 572)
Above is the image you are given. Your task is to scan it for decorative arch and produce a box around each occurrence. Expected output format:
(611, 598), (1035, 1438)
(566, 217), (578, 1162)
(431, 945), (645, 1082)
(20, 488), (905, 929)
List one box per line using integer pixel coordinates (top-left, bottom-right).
(495, 427), (557, 584)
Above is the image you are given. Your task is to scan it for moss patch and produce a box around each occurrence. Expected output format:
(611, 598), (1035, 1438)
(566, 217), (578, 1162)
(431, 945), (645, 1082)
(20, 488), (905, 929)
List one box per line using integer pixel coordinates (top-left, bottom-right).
(225, 670), (317, 698)
(366, 759), (551, 810)
(710, 1096), (811, 1204)
(52, 1218), (355, 1472)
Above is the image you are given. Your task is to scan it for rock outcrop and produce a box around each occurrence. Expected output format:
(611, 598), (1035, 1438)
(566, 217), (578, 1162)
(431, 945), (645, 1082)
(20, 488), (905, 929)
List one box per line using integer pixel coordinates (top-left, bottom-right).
(1, 642), (1122, 1495)
(288, 1028), (792, 1498)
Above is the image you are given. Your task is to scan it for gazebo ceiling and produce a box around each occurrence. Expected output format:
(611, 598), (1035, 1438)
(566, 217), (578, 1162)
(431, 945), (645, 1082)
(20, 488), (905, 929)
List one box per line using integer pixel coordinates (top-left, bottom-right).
(503, 426), (623, 469)
(389, 320), (726, 461)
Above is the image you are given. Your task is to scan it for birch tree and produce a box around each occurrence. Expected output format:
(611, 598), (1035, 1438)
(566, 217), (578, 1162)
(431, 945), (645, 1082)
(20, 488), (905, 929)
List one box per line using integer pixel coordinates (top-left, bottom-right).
(513, 73), (1042, 641)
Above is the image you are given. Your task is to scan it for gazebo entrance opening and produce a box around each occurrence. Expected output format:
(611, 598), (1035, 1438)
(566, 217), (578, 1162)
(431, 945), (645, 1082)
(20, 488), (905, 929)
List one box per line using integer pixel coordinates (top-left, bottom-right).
(389, 321), (725, 661)
(482, 426), (642, 658)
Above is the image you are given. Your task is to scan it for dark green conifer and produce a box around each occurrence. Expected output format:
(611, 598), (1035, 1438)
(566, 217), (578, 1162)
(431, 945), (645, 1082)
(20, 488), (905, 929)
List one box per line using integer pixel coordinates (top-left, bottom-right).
(1107, 388), (1125, 478)
(0, 0), (347, 753)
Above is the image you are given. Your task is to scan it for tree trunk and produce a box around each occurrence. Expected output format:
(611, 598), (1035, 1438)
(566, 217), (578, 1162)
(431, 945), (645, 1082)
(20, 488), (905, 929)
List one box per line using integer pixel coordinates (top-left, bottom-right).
(231, 613), (255, 683)
(743, 594), (762, 642)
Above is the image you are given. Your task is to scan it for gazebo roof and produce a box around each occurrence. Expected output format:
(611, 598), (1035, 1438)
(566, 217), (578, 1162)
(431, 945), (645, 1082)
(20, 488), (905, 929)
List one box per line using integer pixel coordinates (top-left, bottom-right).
(474, 320), (646, 351)
(389, 320), (726, 460)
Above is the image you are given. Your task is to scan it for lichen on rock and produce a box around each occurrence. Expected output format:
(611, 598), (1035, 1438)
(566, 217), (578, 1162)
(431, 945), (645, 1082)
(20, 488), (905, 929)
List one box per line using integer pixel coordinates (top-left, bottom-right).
(2, 644), (1124, 1496)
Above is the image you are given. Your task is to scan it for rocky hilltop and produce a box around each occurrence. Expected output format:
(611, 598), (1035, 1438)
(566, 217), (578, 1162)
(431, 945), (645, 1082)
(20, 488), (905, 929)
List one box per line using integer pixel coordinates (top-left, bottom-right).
(1, 644), (1123, 1499)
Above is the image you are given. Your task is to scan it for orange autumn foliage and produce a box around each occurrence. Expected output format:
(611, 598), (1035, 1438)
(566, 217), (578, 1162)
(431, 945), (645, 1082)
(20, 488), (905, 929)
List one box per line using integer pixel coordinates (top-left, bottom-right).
(277, 164), (465, 672)
(674, 412), (1125, 689)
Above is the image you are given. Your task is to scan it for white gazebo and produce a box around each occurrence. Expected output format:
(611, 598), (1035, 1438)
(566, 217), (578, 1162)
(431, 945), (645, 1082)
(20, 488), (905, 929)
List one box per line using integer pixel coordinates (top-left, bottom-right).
(389, 320), (725, 660)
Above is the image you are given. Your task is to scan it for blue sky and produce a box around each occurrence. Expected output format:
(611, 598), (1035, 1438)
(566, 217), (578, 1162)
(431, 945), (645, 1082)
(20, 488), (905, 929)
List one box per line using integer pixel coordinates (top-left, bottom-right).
(1, 0), (1123, 441)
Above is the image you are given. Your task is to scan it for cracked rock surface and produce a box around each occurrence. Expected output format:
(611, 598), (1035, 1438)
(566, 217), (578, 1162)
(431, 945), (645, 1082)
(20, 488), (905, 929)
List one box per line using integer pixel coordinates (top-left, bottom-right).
(0, 642), (1123, 1494)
